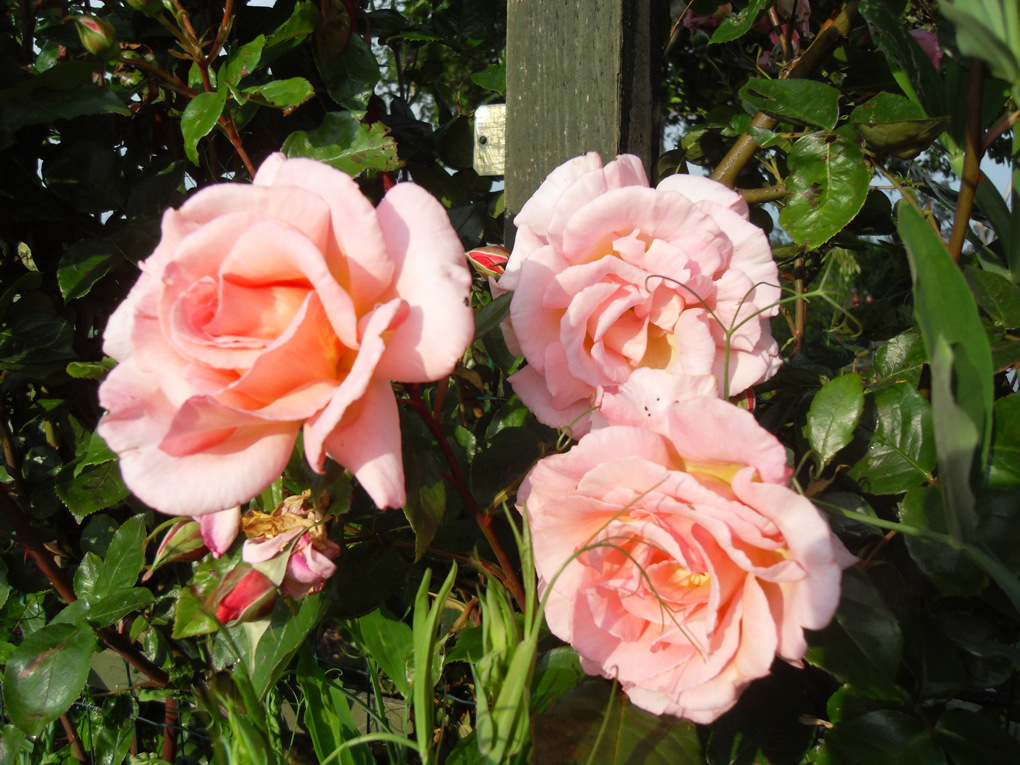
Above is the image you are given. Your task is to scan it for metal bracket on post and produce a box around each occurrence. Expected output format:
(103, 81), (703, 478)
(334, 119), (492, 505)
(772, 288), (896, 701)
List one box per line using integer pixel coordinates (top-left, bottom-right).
(473, 104), (506, 177)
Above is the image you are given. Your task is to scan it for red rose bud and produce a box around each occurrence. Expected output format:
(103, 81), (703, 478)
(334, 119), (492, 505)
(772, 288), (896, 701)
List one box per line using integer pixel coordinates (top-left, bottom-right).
(124, 0), (165, 18)
(74, 16), (120, 59)
(215, 566), (277, 625)
(467, 246), (510, 278)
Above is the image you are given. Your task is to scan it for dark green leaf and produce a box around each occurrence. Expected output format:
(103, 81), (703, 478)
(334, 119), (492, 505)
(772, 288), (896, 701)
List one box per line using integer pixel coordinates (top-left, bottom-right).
(318, 35), (380, 110)
(402, 445), (446, 561)
(104, 516), (146, 593)
(58, 239), (123, 301)
(447, 204), (485, 248)
(899, 487), (986, 596)
(710, 0), (769, 44)
(0, 310), (75, 375)
(244, 77), (314, 109)
(181, 91), (227, 166)
(55, 461), (129, 518)
(222, 36), (266, 85)
(899, 202), (994, 469)
(42, 141), (127, 214)
(74, 552), (106, 603)
(860, 0), (946, 117)
(80, 514), (118, 558)
(0, 725), (27, 762)
(2, 623), (96, 736)
(827, 710), (944, 765)
(0, 62), (130, 132)
(805, 567), (903, 699)
(530, 647), (585, 714)
(935, 709), (1020, 765)
(86, 587), (154, 628)
(264, 2), (319, 60)
(331, 543), (408, 619)
(805, 373), (865, 466)
(780, 134), (871, 249)
(739, 80), (841, 130)
(873, 328), (926, 388)
(471, 61), (505, 94)
(989, 393), (1020, 488)
(940, 0), (1020, 88)
(965, 266), (1020, 328)
(474, 292), (512, 341)
(295, 645), (372, 765)
(856, 117), (951, 160)
(75, 430), (117, 478)
(532, 679), (704, 764)
(357, 607), (414, 696)
(281, 112), (401, 176)
(850, 383), (935, 495)
(470, 427), (540, 508)
(850, 92), (926, 124)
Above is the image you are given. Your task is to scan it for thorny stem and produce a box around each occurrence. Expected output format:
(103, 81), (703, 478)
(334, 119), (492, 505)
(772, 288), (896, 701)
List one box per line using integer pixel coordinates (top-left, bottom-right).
(403, 384), (526, 611)
(710, 1), (861, 187)
(794, 257), (806, 352)
(948, 60), (986, 263)
(984, 109), (1020, 152)
(60, 713), (87, 763)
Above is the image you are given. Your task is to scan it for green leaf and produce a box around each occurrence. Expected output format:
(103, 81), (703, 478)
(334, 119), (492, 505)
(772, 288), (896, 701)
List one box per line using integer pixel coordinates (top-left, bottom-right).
(222, 36), (266, 85)
(80, 515), (118, 558)
(935, 708), (1020, 765)
(0, 62), (130, 132)
(244, 77), (314, 109)
(850, 92), (926, 124)
(402, 446), (446, 562)
(57, 238), (122, 301)
(66, 357), (116, 380)
(74, 552), (106, 603)
(0, 311), (75, 375)
(264, 2), (319, 61)
(317, 35), (380, 110)
(856, 117), (951, 160)
(873, 328), (926, 388)
(989, 393), (1020, 488)
(739, 79), (841, 130)
(965, 266), (1020, 328)
(55, 461), (129, 518)
(805, 373), (865, 466)
(899, 202), (994, 468)
(470, 427), (540, 508)
(295, 645), (373, 765)
(331, 543), (408, 619)
(250, 594), (325, 698)
(780, 134), (871, 250)
(940, 0), (1020, 89)
(181, 91), (227, 166)
(281, 112), (401, 176)
(827, 710), (945, 765)
(899, 487), (986, 596)
(710, 0), (769, 44)
(75, 430), (117, 478)
(171, 587), (218, 639)
(0, 725), (27, 762)
(104, 516), (147, 593)
(530, 647), (585, 714)
(2, 623), (96, 736)
(532, 679), (704, 764)
(805, 567), (903, 699)
(0, 561), (7, 612)
(474, 292), (512, 341)
(471, 60), (505, 94)
(42, 141), (127, 214)
(357, 607), (414, 697)
(860, 0), (946, 117)
(850, 383), (935, 494)
(86, 587), (154, 628)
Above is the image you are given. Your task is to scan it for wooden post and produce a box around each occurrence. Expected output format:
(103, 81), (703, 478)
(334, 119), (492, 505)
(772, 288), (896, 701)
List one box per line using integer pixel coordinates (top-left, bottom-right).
(504, 1), (662, 245)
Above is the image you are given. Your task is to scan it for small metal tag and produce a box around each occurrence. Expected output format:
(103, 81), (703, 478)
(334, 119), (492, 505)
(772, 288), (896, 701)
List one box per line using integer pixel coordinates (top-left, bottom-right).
(473, 103), (506, 176)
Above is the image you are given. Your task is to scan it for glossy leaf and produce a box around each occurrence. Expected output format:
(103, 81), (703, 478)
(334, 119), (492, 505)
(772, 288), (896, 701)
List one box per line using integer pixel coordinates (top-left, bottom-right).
(357, 607), (414, 697)
(739, 79), (841, 129)
(42, 141), (127, 214)
(710, 0), (769, 44)
(250, 593), (325, 698)
(935, 709), (1020, 765)
(1, 62), (130, 131)
(86, 587), (155, 628)
(856, 117), (951, 159)
(2, 623), (96, 736)
(245, 77), (314, 109)
(318, 34), (380, 109)
(828, 710), (945, 765)
(473, 292), (512, 341)
(899, 487), (986, 597)
(850, 383), (935, 495)
(988, 393), (1020, 488)
(103, 515), (147, 594)
(222, 36), (266, 85)
(780, 134), (871, 249)
(295, 645), (372, 765)
(55, 459), (129, 517)
(532, 679), (704, 764)
(805, 567), (903, 699)
(850, 92), (925, 124)
(964, 266), (1020, 328)
(805, 373), (865, 466)
(402, 445), (446, 561)
(281, 112), (400, 176)
(181, 91), (227, 166)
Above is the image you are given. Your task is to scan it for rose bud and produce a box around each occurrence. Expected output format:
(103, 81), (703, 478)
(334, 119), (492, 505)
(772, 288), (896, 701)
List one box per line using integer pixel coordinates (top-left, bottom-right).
(73, 16), (120, 59)
(467, 245), (510, 278)
(214, 565), (277, 625)
(124, 0), (165, 18)
(144, 521), (206, 581)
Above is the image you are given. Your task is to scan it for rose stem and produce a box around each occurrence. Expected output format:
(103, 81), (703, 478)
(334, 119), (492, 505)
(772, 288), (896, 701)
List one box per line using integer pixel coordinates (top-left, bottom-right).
(794, 257), (806, 353)
(163, 696), (179, 763)
(403, 384), (527, 610)
(710, 1), (861, 188)
(60, 713), (88, 763)
(948, 59), (986, 263)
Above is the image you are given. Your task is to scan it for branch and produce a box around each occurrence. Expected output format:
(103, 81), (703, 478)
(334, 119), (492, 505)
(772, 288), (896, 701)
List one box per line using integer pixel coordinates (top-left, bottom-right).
(739, 183), (790, 203)
(948, 60), (986, 263)
(710, 1), (861, 188)
(60, 713), (87, 763)
(163, 696), (179, 763)
(402, 385), (526, 610)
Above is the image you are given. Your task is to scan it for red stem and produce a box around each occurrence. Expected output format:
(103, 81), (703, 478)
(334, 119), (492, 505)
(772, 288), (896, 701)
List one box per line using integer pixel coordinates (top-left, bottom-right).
(403, 385), (526, 610)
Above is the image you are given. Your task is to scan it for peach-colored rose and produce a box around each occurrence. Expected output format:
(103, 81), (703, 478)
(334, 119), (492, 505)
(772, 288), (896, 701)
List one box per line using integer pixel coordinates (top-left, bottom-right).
(519, 379), (854, 722)
(493, 154), (781, 436)
(98, 154), (473, 516)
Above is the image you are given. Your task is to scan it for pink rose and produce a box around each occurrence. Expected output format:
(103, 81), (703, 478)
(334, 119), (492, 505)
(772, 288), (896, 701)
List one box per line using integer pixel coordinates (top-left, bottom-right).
(909, 29), (943, 70)
(199, 506), (241, 558)
(683, 4), (732, 33)
(98, 154), (473, 516)
(242, 521), (339, 600)
(519, 381), (854, 722)
(493, 154), (781, 436)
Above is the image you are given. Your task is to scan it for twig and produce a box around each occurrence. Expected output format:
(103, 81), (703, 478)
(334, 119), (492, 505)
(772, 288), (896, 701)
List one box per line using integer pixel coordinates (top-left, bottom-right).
(205, 0), (234, 64)
(163, 696), (179, 763)
(710, 1), (861, 188)
(60, 713), (88, 763)
(948, 60), (986, 263)
(794, 257), (806, 352)
(984, 109), (1020, 152)
(402, 385), (526, 610)
(219, 115), (256, 177)
(739, 183), (790, 203)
